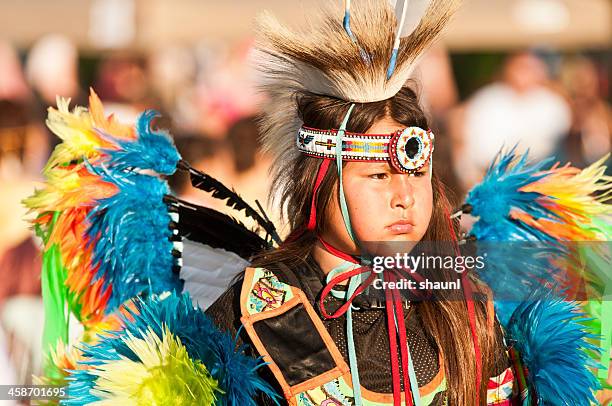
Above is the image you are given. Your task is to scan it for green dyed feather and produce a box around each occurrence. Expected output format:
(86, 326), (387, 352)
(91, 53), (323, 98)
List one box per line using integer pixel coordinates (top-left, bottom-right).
(578, 240), (612, 386)
(36, 212), (70, 382)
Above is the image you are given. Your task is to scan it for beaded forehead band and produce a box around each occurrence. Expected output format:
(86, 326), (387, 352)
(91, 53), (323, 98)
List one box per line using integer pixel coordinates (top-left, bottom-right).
(296, 125), (435, 174)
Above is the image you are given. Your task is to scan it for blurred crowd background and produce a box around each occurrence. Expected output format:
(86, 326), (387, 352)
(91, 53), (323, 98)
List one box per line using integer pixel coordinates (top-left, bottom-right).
(0, 0), (610, 402)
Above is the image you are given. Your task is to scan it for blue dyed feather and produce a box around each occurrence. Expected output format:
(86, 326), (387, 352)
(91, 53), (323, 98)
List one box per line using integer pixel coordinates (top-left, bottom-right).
(506, 289), (601, 405)
(466, 146), (558, 242)
(97, 110), (180, 175)
(77, 110), (183, 312)
(63, 292), (280, 406)
(466, 147), (572, 324)
(466, 147), (606, 399)
(475, 241), (564, 326)
(85, 162), (182, 311)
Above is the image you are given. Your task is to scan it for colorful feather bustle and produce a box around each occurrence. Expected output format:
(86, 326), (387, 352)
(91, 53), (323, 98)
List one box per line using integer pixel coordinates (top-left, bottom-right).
(65, 293), (279, 406)
(472, 241), (561, 327)
(34, 304), (132, 388)
(463, 147), (611, 392)
(506, 289), (601, 405)
(23, 91), (183, 385)
(25, 93), (128, 327)
(25, 93), (283, 405)
(73, 327), (220, 406)
(465, 147), (611, 244)
(85, 163), (181, 311)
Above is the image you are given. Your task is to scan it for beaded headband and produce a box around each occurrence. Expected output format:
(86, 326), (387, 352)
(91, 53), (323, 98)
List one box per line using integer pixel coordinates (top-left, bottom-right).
(296, 125), (435, 174)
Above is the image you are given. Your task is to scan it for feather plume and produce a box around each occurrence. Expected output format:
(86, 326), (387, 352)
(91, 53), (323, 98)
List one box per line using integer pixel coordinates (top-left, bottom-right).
(180, 240), (249, 310)
(506, 289), (601, 404)
(471, 241), (562, 326)
(23, 92), (184, 387)
(465, 148), (611, 242)
(463, 147), (612, 387)
(69, 327), (221, 405)
(98, 110), (180, 175)
(167, 195), (270, 259)
(179, 161), (280, 244)
(65, 293), (280, 406)
(85, 165), (182, 311)
(464, 147), (555, 241)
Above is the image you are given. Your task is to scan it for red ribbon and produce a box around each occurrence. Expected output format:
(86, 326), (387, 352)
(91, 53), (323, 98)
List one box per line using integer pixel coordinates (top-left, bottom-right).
(307, 159), (332, 231)
(318, 238), (414, 406)
(281, 158), (332, 246)
(444, 205), (482, 404)
(317, 237), (376, 319)
(392, 272), (414, 406)
(384, 271), (414, 406)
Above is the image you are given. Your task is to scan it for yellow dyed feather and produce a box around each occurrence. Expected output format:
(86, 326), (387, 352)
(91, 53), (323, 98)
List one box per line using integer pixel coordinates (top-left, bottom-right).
(26, 90), (130, 215)
(23, 93), (146, 395)
(25, 166), (116, 213)
(23, 92), (134, 327)
(44, 98), (100, 172)
(519, 154), (612, 241)
(43, 89), (135, 174)
(33, 307), (127, 389)
(88, 89), (135, 140)
(89, 326), (220, 405)
(518, 155), (612, 386)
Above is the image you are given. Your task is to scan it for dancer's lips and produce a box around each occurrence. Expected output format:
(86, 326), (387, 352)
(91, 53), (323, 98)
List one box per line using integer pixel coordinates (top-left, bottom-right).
(386, 219), (415, 234)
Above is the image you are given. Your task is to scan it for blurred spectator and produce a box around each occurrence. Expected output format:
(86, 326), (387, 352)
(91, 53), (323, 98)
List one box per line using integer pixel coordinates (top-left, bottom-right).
(454, 51), (571, 190)
(171, 118), (281, 236)
(0, 239), (41, 310)
(418, 46), (460, 119)
(0, 100), (41, 308)
(194, 39), (262, 138)
(170, 134), (233, 201)
(148, 45), (197, 114)
(0, 41), (31, 102)
(0, 42), (47, 176)
(0, 101), (29, 179)
(26, 34), (82, 106)
(558, 57), (611, 168)
(94, 54), (156, 123)
(26, 34), (84, 156)
(227, 116), (261, 174)
(0, 95), (42, 390)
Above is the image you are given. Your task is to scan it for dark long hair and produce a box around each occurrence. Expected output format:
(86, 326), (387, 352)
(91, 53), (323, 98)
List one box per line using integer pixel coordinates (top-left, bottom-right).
(252, 85), (501, 404)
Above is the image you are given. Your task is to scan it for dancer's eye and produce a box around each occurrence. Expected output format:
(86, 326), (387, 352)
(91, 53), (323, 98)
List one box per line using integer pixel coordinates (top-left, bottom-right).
(369, 173), (389, 180)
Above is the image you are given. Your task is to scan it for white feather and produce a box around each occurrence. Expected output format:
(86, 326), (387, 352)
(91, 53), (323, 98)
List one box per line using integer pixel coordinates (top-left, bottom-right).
(180, 239), (249, 310)
(391, 0), (432, 37)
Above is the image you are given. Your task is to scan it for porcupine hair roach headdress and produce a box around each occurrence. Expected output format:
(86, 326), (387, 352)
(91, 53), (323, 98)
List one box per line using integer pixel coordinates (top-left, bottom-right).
(254, 0), (461, 195)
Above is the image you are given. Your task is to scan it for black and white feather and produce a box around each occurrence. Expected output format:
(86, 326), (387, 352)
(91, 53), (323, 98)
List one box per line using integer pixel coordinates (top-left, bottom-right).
(166, 195), (272, 309)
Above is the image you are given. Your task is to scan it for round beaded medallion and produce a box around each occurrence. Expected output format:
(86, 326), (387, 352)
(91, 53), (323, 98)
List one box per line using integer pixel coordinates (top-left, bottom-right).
(388, 127), (435, 173)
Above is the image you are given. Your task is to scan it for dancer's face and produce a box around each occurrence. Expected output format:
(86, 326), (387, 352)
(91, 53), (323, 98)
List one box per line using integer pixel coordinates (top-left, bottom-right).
(322, 117), (433, 255)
